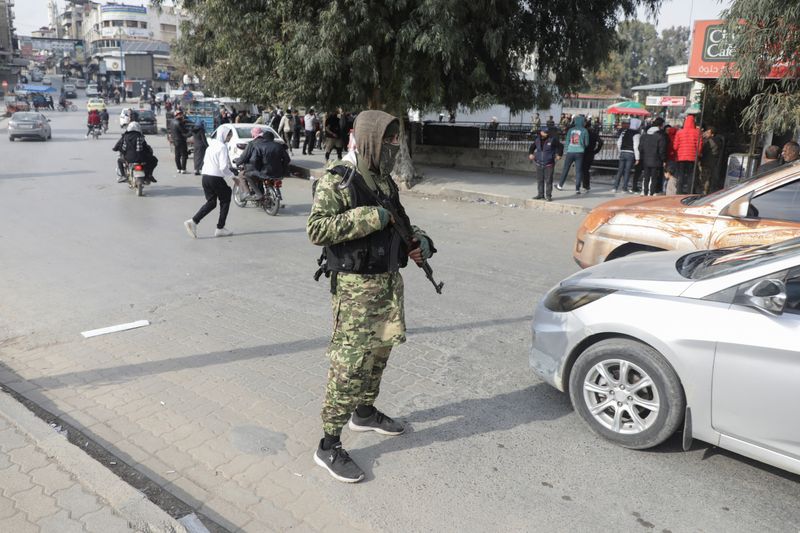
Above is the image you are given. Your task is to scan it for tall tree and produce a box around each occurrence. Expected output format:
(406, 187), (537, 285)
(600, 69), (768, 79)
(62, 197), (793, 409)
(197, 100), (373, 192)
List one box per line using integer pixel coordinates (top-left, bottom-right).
(585, 22), (689, 95)
(165, 0), (661, 184)
(719, 1), (800, 135)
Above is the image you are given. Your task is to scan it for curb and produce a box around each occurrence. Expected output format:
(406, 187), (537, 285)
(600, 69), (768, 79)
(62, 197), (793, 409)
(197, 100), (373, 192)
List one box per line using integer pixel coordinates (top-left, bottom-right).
(0, 390), (187, 533)
(301, 163), (594, 215)
(407, 187), (592, 215)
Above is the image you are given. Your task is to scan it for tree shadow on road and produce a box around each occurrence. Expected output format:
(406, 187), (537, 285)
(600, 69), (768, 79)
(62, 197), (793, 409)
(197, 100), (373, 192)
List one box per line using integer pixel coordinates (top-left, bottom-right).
(148, 186), (204, 198)
(0, 170), (95, 179)
(19, 315), (536, 389)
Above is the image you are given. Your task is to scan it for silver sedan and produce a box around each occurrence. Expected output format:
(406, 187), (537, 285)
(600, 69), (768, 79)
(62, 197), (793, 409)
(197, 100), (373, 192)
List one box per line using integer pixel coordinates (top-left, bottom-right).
(530, 238), (800, 475)
(8, 111), (52, 142)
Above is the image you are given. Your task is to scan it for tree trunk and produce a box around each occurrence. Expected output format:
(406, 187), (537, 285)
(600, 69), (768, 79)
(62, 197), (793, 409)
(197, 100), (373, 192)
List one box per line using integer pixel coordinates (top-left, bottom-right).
(391, 118), (416, 189)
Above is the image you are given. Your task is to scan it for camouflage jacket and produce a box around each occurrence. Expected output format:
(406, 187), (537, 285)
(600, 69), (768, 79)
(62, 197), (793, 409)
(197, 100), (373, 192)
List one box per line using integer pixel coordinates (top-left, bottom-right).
(308, 155), (425, 246)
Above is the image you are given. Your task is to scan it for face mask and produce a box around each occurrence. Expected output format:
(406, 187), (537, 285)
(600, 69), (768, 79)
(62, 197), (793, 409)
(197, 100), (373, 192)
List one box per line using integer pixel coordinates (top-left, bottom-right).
(379, 142), (400, 176)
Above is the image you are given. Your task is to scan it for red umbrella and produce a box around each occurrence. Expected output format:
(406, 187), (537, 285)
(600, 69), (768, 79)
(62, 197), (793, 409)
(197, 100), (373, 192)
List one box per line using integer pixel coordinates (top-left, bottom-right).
(606, 101), (651, 116)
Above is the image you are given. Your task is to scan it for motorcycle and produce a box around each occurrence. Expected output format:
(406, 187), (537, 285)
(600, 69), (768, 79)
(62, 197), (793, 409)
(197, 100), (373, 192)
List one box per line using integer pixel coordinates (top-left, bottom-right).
(119, 161), (148, 197)
(232, 168), (283, 216)
(89, 125), (102, 140)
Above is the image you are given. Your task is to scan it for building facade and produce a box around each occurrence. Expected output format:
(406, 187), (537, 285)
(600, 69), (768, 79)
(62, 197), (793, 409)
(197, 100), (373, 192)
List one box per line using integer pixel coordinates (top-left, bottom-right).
(81, 2), (185, 85)
(0, 0), (20, 91)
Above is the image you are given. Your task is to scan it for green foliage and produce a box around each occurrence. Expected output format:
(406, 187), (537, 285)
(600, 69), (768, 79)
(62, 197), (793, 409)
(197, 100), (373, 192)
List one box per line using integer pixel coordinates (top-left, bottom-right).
(585, 22), (689, 95)
(719, 1), (800, 135)
(160, 0), (661, 114)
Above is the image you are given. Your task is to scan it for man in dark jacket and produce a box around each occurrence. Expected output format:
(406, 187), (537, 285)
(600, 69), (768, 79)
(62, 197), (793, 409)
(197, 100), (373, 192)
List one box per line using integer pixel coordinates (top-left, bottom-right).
(235, 129), (290, 200)
(699, 126), (724, 194)
(192, 122), (209, 175)
(528, 127), (563, 201)
(113, 122), (158, 183)
(170, 110), (189, 174)
(638, 119), (668, 196)
(581, 121), (604, 192)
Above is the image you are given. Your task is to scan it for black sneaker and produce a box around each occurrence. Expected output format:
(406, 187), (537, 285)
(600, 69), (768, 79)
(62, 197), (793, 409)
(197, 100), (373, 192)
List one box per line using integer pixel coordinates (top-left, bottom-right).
(314, 440), (364, 483)
(348, 410), (405, 436)
(532, 195), (544, 200)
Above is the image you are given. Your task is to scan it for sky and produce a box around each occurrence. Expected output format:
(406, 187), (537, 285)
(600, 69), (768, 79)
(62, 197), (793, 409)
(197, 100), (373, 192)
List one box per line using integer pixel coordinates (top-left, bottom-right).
(13, 0), (729, 35)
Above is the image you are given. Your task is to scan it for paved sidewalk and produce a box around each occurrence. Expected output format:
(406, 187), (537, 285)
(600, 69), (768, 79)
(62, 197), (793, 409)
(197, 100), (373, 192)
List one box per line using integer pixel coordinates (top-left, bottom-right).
(0, 389), (186, 533)
(293, 151), (622, 214)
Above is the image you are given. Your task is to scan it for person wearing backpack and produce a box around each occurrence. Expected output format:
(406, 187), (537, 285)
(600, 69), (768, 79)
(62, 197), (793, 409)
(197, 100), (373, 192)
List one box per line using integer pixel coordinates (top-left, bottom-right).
(555, 115), (589, 194)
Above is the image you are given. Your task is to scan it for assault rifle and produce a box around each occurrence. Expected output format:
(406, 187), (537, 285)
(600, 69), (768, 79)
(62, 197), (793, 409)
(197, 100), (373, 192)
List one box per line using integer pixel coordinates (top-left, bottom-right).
(334, 165), (444, 294)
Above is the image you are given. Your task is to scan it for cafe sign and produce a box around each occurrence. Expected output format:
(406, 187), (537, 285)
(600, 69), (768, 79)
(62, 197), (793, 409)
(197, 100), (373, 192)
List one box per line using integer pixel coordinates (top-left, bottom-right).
(688, 19), (787, 79)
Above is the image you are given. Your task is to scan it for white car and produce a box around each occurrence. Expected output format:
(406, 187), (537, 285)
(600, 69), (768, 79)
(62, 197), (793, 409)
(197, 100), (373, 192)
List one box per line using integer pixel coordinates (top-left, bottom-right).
(530, 238), (800, 475)
(75, 79), (87, 89)
(210, 123), (283, 163)
(41, 76), (52, 85)
(86, 84), (99, 97)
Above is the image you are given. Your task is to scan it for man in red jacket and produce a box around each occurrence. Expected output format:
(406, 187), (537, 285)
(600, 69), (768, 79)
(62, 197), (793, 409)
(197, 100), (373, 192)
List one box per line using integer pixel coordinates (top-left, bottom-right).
(673, 114), (701, 194)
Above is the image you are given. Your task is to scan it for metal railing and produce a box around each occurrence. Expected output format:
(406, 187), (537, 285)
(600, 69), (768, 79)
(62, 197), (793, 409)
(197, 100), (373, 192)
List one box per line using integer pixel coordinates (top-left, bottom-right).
(419, 121), (624, 162)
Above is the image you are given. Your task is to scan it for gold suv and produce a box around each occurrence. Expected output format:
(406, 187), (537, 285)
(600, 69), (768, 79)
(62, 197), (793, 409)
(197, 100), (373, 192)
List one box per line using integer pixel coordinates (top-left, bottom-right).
(574, 162), (800, 268)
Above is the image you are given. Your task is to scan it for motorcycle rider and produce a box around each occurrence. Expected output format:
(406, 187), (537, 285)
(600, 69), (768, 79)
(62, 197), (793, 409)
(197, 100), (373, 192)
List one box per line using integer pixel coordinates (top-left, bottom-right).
(234, 128), (290, 200)
(112, 122), (158, 184)
(233, 127), (271, 199)
(100, 108), (109, 133)
(87, 109), (102, 137)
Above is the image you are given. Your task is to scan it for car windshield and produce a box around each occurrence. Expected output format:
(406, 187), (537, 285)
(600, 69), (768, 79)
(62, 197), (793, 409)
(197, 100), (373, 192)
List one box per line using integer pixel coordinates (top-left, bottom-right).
(681, 160), (800, 206)
(677, 237), (800, 279)
(236, 127), (266, 139)
(139, 111), (155, 119)
(13, 113), (39, 121)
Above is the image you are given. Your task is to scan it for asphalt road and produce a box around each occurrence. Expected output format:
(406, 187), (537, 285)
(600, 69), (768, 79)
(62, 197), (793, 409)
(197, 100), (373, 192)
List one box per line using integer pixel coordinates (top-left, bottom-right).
(1, 98), (799, 532)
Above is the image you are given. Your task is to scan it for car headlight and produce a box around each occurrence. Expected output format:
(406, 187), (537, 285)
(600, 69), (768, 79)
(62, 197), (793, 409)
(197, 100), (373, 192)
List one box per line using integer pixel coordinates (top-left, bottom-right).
(543, 287), (616, 312)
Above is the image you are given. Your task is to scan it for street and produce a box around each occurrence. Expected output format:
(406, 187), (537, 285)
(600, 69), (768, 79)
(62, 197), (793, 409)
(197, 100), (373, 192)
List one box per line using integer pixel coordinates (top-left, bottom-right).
(1, 98), (799, 532)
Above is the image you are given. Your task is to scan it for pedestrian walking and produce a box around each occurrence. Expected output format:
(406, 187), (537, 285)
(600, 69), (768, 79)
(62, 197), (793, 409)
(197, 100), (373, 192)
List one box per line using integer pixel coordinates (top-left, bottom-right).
(638, 118), (667, 196)
(307, 110), (436, 483)
(292, 109), (302, 149)
(303, 108), (317, 155)
(171, 110), (189, 174)
(556, 115), (589, 193)
(324, 108), (344, 161)
(673, 115), (700, 194)
(580, 122), (604, 192)
(528, 127), (563, 201)
(192, 122), (209, 175)
(611, 118), (640, 193)
(184, 129), (235, 238)
(278, 110), (294, 154)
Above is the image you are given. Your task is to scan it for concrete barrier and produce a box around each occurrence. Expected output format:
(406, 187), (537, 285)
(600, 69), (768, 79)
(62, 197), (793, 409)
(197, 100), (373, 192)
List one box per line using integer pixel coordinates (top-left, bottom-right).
(412, 144), (574, 178)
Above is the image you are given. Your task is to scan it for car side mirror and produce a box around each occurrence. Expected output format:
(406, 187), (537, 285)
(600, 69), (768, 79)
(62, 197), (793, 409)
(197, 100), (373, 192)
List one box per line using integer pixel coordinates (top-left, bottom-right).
(737, 278), (787, 316)
(723, 192), (753, 218)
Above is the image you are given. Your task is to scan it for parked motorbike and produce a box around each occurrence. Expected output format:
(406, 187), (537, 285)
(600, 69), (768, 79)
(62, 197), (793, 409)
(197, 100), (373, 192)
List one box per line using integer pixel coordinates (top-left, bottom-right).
(119, 161), (148, 197)
(232, 168), (283, 216)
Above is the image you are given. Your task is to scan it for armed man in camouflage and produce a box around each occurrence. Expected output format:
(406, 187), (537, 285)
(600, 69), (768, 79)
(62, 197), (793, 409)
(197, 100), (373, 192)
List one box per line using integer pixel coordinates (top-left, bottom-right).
(307, 110), (435, 483)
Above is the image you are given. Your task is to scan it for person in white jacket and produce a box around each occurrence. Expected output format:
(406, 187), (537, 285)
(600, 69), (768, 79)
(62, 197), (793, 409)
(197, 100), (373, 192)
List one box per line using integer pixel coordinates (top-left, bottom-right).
(184, 129), (235, 238)
(612, 117), (641, 193)
(278, 111), (294, 154)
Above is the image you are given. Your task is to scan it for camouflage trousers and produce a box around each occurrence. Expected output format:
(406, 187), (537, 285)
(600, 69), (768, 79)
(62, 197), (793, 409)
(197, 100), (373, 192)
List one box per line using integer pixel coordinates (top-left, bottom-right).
(321, 272), (405, 435)
(321, 344), (393, 435)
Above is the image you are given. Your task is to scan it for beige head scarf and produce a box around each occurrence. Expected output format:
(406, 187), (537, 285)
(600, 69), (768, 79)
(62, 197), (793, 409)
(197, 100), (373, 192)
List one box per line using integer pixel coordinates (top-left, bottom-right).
(353, 110), (399, 171)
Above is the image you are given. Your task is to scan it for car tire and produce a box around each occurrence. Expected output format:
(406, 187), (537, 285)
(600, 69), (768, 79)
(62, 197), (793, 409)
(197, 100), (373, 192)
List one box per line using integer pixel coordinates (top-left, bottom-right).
(8, 136), (13, 142)
(568, 338), (685, 450)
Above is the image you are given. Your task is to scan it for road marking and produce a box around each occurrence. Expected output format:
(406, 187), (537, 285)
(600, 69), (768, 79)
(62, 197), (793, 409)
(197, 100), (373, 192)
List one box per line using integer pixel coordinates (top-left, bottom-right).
(80, 320), (150, 338)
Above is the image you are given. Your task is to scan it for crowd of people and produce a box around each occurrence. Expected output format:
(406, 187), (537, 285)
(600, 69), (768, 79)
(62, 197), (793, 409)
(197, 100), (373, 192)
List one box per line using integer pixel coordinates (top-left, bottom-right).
(525, 112), (789, 199)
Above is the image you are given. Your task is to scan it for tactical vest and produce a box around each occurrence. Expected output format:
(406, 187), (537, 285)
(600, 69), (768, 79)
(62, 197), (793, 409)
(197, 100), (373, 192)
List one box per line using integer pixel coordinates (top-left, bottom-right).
(319, 166), (409, 279)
